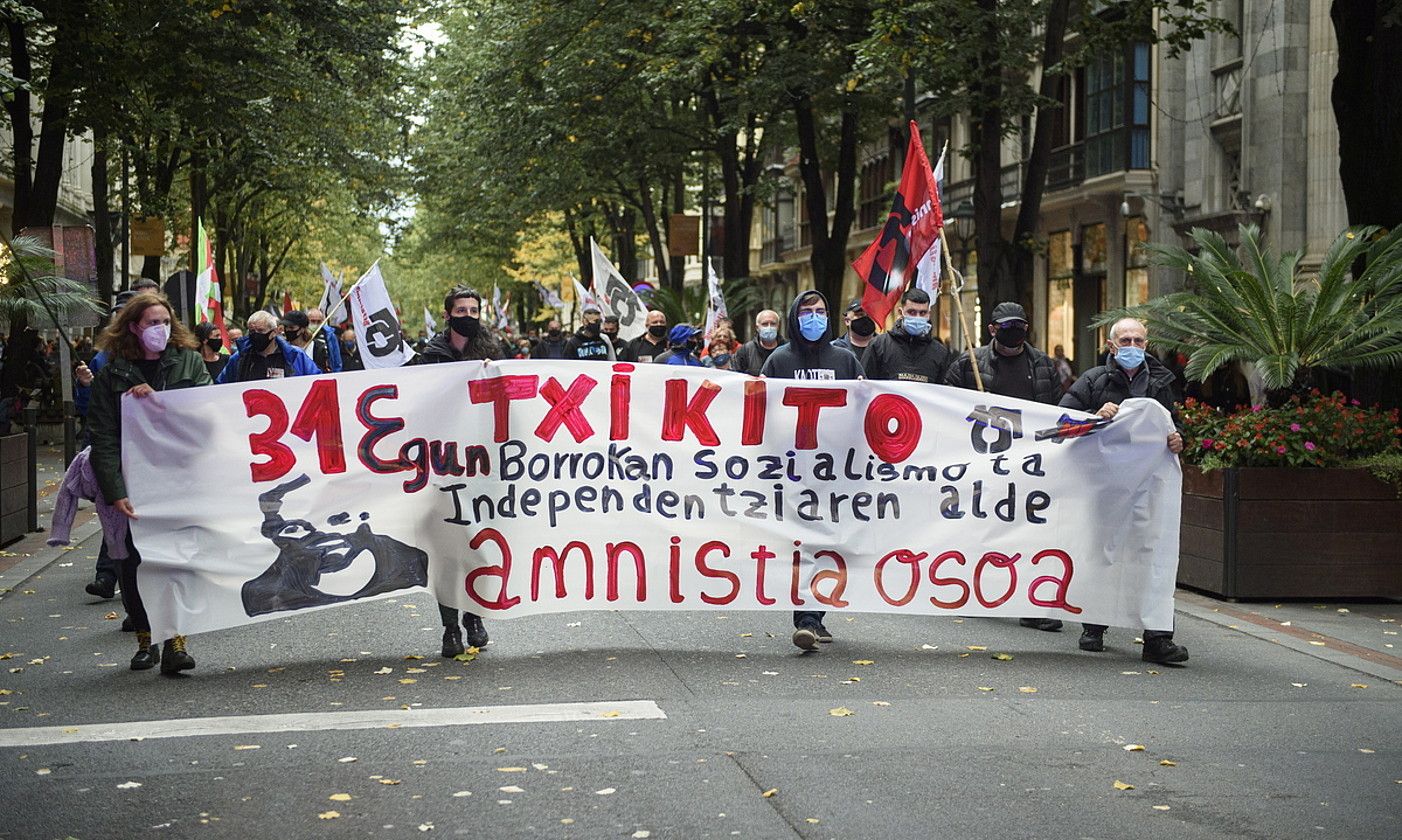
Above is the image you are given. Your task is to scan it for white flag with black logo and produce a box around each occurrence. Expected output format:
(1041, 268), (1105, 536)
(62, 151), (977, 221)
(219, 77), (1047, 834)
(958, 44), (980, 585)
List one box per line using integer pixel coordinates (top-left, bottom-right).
(590, 237), (646, 341)
(348, 261), (414, 369)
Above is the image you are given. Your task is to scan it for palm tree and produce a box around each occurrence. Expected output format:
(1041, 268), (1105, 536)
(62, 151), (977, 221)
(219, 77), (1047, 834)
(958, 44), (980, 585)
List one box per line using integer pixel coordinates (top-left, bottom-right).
(0, 234), (102, 332)
(1102, 224), (1402, 406)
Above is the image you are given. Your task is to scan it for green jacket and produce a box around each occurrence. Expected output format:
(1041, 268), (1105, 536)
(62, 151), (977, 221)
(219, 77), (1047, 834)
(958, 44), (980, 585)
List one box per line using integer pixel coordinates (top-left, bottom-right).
(88, 346), (211, 502)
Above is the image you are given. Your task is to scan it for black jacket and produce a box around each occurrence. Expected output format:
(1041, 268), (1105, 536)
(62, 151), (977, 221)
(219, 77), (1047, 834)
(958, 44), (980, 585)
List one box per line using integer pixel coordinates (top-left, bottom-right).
(1059, 353), (1179, 419)
(412, 330), (501, 365)
(759, 291), (863, 380)
(530, 334), (569, 360)
(564, 326), (613, 361)
(944, 343), (1061, 404)
(733, 336), (783, 376)
(625, 334), (667, 364)
(831, 334), (869, 363)
(861, 323), (950, 384)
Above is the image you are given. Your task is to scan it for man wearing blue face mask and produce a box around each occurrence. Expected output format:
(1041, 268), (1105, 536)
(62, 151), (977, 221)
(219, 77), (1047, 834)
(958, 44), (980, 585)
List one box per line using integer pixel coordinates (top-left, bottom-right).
(733, 309), (784, 375)
(759, 289), (862, 650)
(861, 288), (951, 384)
(1060, 316), (1188, 665)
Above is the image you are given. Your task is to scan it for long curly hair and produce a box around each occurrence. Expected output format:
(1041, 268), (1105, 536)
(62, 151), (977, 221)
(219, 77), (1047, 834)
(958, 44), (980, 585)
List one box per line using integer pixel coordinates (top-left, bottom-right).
(97, 292), (199, 360)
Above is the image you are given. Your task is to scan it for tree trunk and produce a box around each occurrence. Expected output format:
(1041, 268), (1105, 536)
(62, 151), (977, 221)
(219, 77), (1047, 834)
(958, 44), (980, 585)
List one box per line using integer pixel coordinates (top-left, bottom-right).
(794, 93), (860, 309)
(971, 0), (1015, 340)
(636, 176), (670, 288)
(668, 167), (687, 295)
(92, 130), (113, 305)
(5, 22), (34, 235)
(1332, 1), (1402, 227)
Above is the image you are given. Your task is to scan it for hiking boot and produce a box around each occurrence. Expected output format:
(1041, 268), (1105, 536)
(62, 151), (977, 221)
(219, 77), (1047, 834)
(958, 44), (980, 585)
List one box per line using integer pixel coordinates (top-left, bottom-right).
(1142, 637), (1189, 665)
(442, 625), (465, 659)
(1020, 617), (1064, 632)
(130, 632), (159, 670)
(816, 622), (834, 643)
(1078, 629), (1105, 652)
(463, 614), (489, 649)
(792, 622), (820, 652)
(160, 636), (196, 674)
(85, 574), (117, 599)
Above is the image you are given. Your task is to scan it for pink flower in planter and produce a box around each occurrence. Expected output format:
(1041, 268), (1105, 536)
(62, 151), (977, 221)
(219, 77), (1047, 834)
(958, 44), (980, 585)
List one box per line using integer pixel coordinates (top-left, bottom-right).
(1290, 423), (1301, 432)
(1275, 445), (1287, 454)
(1201, 438), (1215, 449)
(1305, 441), (1316, 451)
(1252, 404), (1264, 412)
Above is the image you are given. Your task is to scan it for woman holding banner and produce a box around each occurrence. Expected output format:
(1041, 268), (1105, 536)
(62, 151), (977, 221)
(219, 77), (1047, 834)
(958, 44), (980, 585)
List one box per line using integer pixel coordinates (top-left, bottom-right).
(88, 292), (213, 674)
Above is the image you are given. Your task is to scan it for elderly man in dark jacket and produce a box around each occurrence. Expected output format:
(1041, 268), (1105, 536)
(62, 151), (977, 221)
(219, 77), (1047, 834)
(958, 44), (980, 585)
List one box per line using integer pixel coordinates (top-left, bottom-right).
(945, 300), (1065, 632)
(1060, 316), (1188, 665)
(861, 288), (950, 384)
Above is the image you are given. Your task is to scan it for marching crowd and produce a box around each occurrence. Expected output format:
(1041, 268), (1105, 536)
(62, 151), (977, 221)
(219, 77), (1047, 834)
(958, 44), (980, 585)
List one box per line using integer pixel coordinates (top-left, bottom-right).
(39, 279), (1188, 677)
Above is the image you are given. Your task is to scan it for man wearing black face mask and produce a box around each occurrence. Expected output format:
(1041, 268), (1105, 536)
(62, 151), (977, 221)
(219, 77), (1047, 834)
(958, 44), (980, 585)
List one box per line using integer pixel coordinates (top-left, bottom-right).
(624, 310), (668, 363)
(564, 304), (613, 361)
(530, 319), (569, 360)
(831, 299), (876, 363)
(944, 301), (1063, 633)
(410, 286), (501, 656)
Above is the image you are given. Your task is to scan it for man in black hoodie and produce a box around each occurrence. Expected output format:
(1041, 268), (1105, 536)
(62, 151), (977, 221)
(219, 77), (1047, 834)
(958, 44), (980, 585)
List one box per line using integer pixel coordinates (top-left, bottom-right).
(564, 304), (613, 361)
(861, 288), (950, 383)
(410, 286), (500, 657)
(1061, 316), (1189, 665)
(760, 290), (862, 651)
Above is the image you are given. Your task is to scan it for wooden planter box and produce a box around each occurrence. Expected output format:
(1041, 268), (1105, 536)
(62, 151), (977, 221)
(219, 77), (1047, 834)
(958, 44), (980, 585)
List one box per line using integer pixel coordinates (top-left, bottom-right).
(1179, 465), (1402, 599)
(0, 433), (27, 547)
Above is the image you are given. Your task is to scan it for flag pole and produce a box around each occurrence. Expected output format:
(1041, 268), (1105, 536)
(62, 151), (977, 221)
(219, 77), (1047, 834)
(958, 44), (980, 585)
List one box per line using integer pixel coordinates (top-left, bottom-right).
(938, 226), (985, 393)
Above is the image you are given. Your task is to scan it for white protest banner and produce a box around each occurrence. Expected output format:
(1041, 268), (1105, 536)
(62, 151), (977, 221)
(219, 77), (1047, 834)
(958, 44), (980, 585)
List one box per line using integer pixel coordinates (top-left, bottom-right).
(589, 237), (647, 341)
(123, 362), (1182, 642)
(702, 258), (727, 340)
(347, 261), (414, 369)
(318, 262), (344, 321)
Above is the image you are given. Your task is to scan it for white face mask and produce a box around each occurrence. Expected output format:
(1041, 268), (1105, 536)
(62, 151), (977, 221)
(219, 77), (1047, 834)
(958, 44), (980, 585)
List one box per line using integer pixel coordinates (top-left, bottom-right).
(140, 323), (171, 354)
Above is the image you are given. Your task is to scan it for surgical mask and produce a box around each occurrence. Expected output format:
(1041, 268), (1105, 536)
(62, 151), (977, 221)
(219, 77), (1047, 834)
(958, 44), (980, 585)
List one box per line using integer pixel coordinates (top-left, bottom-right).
(648, 324), (667, 338)
(850, 316), (876, 337)
(449, 315), (480, 339)
(758, 326), (779, 342)
(309, 322), (324, 332)
(798, 312), (828, 341)
(249, 331), (274, 353)
(902, 316), (932, 338)
(1115, 345), (1146, 370)
(994, 323), (1027, 348)
(140, 324), (170, 354)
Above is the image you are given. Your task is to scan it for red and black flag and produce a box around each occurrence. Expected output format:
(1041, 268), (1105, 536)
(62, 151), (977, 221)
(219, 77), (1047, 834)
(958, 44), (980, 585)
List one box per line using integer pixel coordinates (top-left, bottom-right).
(852, 120), (943, 328)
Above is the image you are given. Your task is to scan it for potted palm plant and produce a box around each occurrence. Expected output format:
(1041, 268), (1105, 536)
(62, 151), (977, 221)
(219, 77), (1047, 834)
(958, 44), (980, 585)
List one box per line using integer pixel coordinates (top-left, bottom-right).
(1106, 224), (1402, 599)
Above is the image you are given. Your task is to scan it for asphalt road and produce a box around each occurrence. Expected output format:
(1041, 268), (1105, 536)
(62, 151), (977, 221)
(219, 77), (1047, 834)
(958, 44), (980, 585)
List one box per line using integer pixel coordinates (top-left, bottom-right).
(1, 525), (1399, 840)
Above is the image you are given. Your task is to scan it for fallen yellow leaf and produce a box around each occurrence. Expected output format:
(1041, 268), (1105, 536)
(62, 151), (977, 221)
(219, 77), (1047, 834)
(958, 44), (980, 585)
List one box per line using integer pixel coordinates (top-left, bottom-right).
(1350, 683), (1369, 689)
(318, 811), (340, 820)
(328, 793), (352, 802)
(871, 700), (891, 706)
(851, 659), (874, 666)
(380, 778), (402, 784)
(403, 655), (424, 661)
(829, 707), (855, 717)
(497, 767), (527, 773)
(977, 686), (995, 692)
(992, 653), (1014, 661)
(233, 745), (260, 751)
(1158, 760), (1177, 767)
(805, 818), (820, 824)
(966, 645), (988, 651)
(104, 612), (119, 620)
(761, 788), (778, 798)
(1018, 686), (1038, 694)
(1124, 744), (1145, 752)
(600, 710), (622, 718)
(1152, 805), (1171, 811)
(1113, 780), (1135, 791)
(398, 678), (417, 685)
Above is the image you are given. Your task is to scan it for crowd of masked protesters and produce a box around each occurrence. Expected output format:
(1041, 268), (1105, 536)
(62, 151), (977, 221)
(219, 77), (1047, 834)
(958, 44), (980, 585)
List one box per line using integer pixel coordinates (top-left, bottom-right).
(20, 277), (1208, 677)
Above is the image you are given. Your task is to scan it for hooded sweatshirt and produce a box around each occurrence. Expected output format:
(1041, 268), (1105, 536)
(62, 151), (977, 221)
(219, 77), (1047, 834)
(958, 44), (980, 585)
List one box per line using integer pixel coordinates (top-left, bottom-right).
(759, 290), (863, 380)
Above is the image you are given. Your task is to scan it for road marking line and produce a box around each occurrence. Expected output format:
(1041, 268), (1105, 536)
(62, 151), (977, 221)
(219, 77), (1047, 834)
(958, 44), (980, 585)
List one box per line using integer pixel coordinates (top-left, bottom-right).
(0, 700), (666, 748)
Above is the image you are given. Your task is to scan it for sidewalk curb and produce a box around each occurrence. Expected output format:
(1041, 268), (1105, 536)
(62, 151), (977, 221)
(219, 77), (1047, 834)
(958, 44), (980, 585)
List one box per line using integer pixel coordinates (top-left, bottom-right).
(0, 518), (102, 602)
(1175, 589), (1402, 685)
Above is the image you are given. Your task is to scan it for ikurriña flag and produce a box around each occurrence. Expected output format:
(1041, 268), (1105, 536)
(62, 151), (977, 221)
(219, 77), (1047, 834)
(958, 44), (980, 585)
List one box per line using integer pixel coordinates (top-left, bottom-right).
(852, 120), (943, 328)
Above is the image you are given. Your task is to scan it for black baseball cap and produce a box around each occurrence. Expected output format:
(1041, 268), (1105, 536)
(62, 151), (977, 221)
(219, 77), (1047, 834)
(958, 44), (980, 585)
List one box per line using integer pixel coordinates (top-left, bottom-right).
(846, 298), (865, 314)
(281, 310), (309, 329)
(990, 302), (1028, 324)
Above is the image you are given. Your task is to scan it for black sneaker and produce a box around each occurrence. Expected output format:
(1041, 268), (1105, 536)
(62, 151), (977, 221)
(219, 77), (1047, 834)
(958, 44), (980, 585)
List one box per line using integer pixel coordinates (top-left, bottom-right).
(816, 622), (833, 643)
(130, 645), (159, 671)
(1078, 630), (1105, 652)
(1020, 618), (1064, 632)
(85, 574), (117, 599)
(441, 625), (465, 658)
(1142, 637), (1189, 665)
(463, 614), (489, 649)
(160, 636), (196, 674)
(792, 623), (820, 651)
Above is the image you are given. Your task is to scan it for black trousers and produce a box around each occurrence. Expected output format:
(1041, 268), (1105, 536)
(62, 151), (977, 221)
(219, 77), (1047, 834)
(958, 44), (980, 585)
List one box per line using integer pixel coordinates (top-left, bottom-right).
(793, 610), (826, 628)
(1082, 623), (1172, 641)
(116, 532), (149, 634)
(438, 604), (482, 627)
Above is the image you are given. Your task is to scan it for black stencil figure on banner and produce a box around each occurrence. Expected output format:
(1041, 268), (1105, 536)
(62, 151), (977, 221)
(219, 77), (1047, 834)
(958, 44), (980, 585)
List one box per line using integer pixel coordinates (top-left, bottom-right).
(241, 473), (429, 616)
(363, 307), (408, 359)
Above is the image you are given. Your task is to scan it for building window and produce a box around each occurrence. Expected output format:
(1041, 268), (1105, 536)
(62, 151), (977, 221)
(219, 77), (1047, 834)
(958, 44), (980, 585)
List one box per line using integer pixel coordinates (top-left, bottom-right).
(858, 155), (894, 230)
(1125, 217), (1150, 307)
(1084, 43), (1151, 177)
(1047, 230), (1075, 365)
(1082, 223), (1108, 275)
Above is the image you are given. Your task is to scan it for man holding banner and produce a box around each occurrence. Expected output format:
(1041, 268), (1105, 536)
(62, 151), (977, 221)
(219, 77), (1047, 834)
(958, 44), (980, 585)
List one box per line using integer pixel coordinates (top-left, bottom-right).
(760, 289), (863, 651)
(410, 286), (501, 657)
